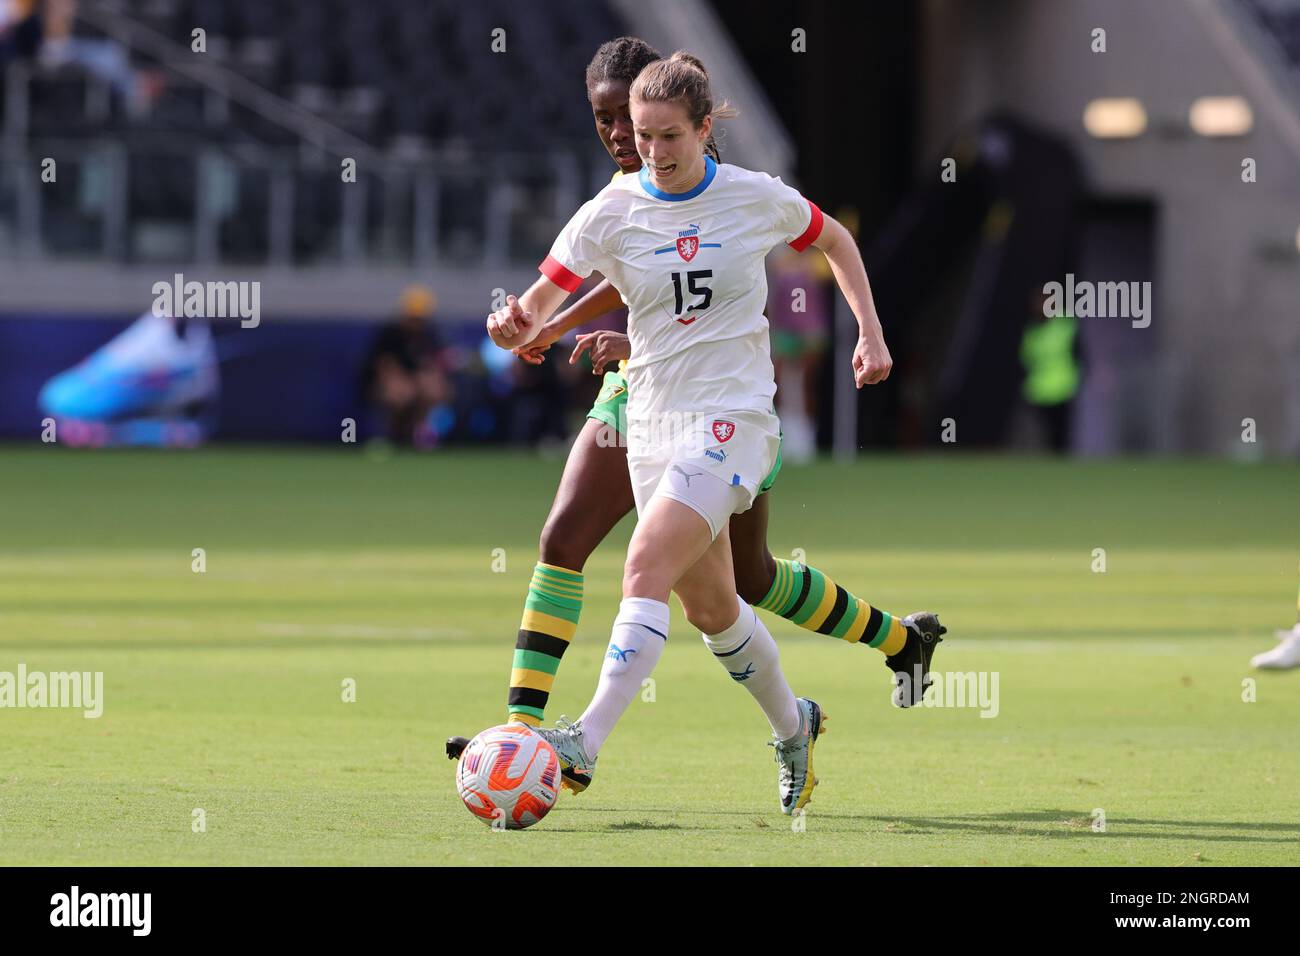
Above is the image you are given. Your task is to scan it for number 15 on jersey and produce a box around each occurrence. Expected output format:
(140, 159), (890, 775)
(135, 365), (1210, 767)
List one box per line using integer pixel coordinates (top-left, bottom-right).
(671, 269), (712, 324)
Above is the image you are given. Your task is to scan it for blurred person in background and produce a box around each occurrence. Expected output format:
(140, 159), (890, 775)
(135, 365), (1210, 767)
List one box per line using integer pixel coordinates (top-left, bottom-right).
(362, 285), (452, 448)
(30, 0), (164, 115)
(767, 244), (832, 464)
(0, 0), (41, 64)
(1019, 287), (1081, 454)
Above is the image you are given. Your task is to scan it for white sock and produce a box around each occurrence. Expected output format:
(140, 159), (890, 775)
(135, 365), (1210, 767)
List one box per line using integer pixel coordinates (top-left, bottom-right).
(577, 597), (669, 758)
(702, 595), (801, 740)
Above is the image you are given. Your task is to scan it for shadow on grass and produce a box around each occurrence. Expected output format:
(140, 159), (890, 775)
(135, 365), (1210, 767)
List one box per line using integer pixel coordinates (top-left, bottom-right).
(606, 820), (685, 831)
(556, 806), (1300, 843)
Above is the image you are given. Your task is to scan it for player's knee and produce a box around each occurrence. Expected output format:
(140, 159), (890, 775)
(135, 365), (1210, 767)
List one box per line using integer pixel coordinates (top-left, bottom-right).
(537, 515), (590, 573)
(623, 534), (677, 599)
(734, 551), (777, 606)
(621, 560), (671, 602)
(684, 605), (734, 636)
(679, 591), (740, 635)
(674, 572), (742, 634)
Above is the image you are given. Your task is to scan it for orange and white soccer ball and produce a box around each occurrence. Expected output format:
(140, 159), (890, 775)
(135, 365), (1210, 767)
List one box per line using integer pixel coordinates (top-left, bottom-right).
(456, 724), (561, 830)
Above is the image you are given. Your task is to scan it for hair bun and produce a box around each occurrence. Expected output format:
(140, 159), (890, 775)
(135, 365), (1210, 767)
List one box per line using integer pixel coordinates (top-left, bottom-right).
(670, 51), (708, 78)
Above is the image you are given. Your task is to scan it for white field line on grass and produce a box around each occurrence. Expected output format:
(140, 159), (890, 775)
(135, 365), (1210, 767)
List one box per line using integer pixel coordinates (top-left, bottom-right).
(256, 622), (470, 640)
(941, 639), (1202, 655)
(0, 613), (468, 641)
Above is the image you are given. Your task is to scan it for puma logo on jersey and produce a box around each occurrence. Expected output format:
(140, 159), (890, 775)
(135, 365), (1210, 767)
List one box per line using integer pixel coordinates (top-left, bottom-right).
(677, 223), (701, 262)
(654, 223), (721, 262)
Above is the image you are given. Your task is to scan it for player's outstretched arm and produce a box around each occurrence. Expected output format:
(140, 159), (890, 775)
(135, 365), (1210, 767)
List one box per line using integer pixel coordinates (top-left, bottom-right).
(811, 215), (893, 388)
(485, 276), (571, 351)
(514, 279), (626, 365)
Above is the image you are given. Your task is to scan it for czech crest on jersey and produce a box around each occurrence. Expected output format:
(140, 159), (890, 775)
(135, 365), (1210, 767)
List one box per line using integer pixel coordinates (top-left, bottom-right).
(711, 419), (735, 443)
(676, 224), (702, 262)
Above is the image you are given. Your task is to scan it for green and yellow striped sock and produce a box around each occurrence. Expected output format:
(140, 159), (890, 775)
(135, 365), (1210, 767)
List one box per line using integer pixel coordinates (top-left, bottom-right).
(757, 558), (907, 655)
(506, 562), (583, 726)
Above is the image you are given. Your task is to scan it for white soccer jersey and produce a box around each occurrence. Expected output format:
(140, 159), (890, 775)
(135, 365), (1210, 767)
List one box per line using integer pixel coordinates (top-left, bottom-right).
(539, 157), (823, 418)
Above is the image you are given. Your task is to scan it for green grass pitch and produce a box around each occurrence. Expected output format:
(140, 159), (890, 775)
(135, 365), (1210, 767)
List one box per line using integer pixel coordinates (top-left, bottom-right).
(0, 446), (1297, 865)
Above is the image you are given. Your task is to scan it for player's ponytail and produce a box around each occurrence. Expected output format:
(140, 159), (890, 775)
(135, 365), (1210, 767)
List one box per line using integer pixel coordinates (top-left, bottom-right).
(631, 50), (738, 132)
(669, 51), (709, 78)
(675, 53), (724, 161)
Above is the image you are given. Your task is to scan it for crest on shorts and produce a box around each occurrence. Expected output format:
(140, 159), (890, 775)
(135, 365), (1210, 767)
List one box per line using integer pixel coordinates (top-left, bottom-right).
(712, 419), (735, 443)
(597, 381), (626, 404)
(676, 224), (701, 262)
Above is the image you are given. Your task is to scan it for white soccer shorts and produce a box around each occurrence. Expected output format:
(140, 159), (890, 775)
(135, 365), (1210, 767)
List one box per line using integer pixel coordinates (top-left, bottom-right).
(626, 408), (781, 539)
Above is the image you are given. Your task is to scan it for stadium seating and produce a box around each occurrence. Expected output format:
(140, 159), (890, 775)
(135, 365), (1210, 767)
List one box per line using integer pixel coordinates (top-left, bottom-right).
(6, 0), (627, 149)
(0, 0), (626, 264)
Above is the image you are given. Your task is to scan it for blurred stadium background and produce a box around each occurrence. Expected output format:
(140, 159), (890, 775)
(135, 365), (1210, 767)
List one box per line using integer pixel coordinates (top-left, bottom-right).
(2, 0), (1297, 457)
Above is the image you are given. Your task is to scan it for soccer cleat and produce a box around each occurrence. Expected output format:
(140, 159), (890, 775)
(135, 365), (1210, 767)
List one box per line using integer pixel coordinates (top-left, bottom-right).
(769, 697), (826, 815)
(532, 717), (597, 793)
(885, 611), (947, 707)
(1251, 629), (1300, 670)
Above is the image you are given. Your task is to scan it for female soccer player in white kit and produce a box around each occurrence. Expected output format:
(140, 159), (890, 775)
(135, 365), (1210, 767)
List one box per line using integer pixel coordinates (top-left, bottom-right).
(487, 52), (895, 814)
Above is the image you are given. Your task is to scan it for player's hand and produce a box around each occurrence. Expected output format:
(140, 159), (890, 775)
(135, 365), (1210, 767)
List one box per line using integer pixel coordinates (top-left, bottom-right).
(570, 331), (631, 373)
(852, 334), (892, 387)
(486, 295), (535, 350)
(513, 342), (549, 365)
(511, 317), (567, 365)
